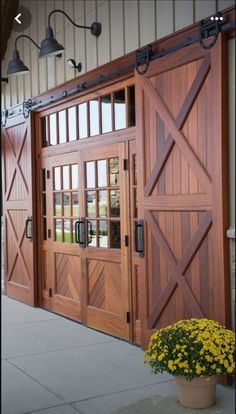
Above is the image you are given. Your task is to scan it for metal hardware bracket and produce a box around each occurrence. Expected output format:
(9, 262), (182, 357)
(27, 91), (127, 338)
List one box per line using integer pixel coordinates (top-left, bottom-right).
(23, 99), (32, 118)
(136, 45), (152, 75)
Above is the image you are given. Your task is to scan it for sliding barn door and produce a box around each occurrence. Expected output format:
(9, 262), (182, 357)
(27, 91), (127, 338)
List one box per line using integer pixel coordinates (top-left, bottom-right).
(136, 35), (230, 347)
(2, 114), (37, 305)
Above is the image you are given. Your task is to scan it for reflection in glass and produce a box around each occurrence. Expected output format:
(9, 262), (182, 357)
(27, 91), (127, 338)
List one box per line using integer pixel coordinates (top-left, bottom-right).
(99, 191), (107, 217)
(79, 103), (88, 139)
(72, 192), (79, 216)
(63, 219), (70, 243)
(109, 158), (119, 186)
(133, 155), (137, 185)
(63, 192), (70, 217)
(68, 106), (77, 141)
(72, 219), (77, 243)
(86, 161), (95, 188)
(59, 110), (66, 143)
(55, 219), (62, 241)
(99, 220), (108, 247)
(114, 89), (126, 130)
(97, 159), (107, 187)
(71, 164), (78, 189)
(128, 86), (135, 127)
(89, 99), (99, 136)
(54, 193), (61, 216)
(50, 113), (57, 145)
(62, 165), (70, 189)
(110, 221), (121, 248)
(134, 189), (138, 218)
(87, 191), (96, 218)
(87, 220), (96, 247)
(110, 190), (120, 217)
(54, 167), (61, 190)
(101, 95), (112, 133)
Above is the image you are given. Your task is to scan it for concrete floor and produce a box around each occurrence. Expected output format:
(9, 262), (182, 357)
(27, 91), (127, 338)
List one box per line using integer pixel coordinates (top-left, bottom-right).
(1, 295), (235, 414)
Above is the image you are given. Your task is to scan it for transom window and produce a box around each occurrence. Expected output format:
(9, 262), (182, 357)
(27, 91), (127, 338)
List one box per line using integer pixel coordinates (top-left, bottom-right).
(41, 85), (135, 147)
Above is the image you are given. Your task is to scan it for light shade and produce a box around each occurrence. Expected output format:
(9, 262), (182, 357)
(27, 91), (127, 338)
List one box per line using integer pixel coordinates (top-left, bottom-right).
(6, 50), (30, 76)
(39, 27), (65, 57)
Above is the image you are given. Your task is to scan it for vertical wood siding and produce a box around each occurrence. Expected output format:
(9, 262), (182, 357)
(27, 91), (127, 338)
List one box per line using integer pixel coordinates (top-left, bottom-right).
(1, 0), (234, 105)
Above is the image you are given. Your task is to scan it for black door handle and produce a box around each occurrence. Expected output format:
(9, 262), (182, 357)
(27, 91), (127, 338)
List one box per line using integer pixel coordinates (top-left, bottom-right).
(135, 219), (144, 258)
(74, 218), (86, 247)
(25, 216), (33, 241)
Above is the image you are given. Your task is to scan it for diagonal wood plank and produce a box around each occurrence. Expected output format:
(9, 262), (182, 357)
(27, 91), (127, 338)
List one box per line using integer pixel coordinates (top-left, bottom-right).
(142, 77), (212, 194)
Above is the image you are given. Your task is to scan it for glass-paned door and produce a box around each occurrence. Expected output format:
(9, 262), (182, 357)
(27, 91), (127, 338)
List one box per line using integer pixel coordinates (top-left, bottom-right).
(80, 142), (130, 340)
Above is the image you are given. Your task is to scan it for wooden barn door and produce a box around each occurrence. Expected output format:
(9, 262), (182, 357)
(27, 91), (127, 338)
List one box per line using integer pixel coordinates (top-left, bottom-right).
(2, 114), (36, 305)
(136, 35), (230, 347)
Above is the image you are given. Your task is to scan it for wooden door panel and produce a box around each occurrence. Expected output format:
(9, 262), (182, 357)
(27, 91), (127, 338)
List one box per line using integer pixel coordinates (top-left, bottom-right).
(136, 35), (230, 348)
(2, 115), (36, 305)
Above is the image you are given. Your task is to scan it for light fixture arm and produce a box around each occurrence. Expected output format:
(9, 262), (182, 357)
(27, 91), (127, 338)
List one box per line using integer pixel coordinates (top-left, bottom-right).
(48, 9), (101, 36)
(15, 35), (41, 50)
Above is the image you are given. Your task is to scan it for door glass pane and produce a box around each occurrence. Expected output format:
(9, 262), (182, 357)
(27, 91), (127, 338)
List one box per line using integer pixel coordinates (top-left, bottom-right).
(68, 106), (77, 141)
(110, 221), (121, 248)
(110, 190), (120, 217)
(63, 219), (70, 243)
(87, 191), (96, 218)
(54, 167), (61, 190)
(72, 192), (79, 216)
(62, 165), (70, 189)
(128, 85), (135, 127)
(114, 89), (126, 130)
(101, 95), (112, 133)
(98, 191), (107, 217)
(50, 113), (57, 145)
(55, 219), (62, 241)
(63, 192), (70, 217)
(87, 220), (97, 247)
(89, 99), (99, 136)
(99, 220), (108, 247)
(54, 193), (61, 215)
(79, 103), (88, 139)
(59, 110), (67, 143)
(86, 161), (95, 188)
(42, 218), (47, 240)
(72, 219), (77, 243)
(41, 117), (49, 147)
(109, 158), (119, 186)
(97, 159), (107, 187)
(71, 164), (78, 189)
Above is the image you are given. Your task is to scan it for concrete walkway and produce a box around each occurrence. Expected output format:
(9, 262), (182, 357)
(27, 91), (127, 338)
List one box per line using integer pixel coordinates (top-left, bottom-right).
(1, 295), (235, 414)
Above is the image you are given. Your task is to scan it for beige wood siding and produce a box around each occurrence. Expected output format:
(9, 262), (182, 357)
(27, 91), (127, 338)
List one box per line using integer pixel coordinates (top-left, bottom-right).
(1, 0), (235, 106)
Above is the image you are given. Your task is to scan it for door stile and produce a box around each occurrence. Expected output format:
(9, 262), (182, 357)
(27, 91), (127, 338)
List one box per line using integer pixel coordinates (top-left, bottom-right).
(210, 34), (230, 327)
(135, 73), (149, 349)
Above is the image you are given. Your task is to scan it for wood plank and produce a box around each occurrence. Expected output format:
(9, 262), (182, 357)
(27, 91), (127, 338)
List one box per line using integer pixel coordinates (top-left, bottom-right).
(175, 0), (194, 31)
(124, 0), (139, 53)
(195, 0), (216, 21)
(110, 0), (124, 60)
(46, 0), (56, 89)
(85, 0), (97, 71)
(139, 0), (156, 47)
(97, 0), (110, 65)
(64, 0), (75, 81)
(156, 0), (174, 39)
(143, 194), (212, 210)
(28, 0), (39, 98)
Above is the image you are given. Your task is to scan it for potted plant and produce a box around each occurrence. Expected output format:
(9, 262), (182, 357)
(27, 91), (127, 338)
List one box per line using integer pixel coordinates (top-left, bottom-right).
(144, 318), (235, 409)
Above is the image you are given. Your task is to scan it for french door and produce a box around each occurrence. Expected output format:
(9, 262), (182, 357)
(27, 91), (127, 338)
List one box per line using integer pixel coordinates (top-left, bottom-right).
(40, 142), (131, 340)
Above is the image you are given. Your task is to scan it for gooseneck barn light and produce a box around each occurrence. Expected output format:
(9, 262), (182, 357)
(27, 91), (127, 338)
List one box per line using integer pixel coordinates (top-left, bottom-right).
(6, 35), (40, 76)
(39, 9), (102, 58)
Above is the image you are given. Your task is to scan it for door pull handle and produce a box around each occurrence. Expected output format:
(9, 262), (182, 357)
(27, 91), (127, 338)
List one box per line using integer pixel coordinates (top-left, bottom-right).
(135, 219), (144, 258)
(25, 216), (33, 241)
(74, 218), (86, 247)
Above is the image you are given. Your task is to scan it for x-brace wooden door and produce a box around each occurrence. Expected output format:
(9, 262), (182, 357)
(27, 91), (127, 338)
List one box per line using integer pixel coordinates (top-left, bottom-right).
(135, 34), (230, 348)
(2, 113), (37, 305)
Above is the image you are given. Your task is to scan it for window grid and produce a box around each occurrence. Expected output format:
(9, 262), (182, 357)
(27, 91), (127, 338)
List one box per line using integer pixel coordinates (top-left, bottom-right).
(41, 86), (135, 147)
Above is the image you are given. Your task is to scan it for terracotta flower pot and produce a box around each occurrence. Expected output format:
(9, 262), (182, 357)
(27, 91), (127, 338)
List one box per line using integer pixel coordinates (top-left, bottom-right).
(175, 376), (218, 409)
